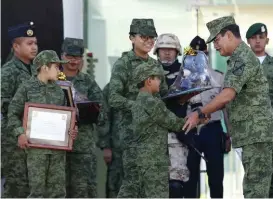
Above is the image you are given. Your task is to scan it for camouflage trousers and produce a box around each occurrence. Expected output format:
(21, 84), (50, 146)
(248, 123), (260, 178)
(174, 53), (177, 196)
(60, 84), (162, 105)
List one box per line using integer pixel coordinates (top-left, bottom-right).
(27, 149), (66, 198)
(66, 152), (97, 198)
(2, 149), (29, 198)
(139, 164), (169, 198)
(117, 147), (140, 198)
(242, 142), (273, 198)
(106, 149), (123, 198)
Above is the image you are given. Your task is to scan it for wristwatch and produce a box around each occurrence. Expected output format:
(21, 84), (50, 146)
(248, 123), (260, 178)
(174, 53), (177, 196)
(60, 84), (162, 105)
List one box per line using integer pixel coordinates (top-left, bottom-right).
(195, 107), (205, 119)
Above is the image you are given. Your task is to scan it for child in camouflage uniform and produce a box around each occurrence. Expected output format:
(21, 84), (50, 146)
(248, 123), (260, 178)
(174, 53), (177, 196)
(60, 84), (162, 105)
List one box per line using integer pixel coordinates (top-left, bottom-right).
(7, 50), (75, 198)
(130, 62), (191, 198)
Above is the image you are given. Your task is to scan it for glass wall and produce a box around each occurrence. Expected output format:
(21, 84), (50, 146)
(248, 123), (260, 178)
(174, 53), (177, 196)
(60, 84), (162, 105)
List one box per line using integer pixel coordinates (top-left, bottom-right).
(85, 0), (273, 197)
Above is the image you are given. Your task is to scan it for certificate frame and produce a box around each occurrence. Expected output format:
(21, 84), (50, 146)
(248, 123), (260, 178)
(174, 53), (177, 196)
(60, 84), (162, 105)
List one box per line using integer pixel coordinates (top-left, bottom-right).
(23, 103), (76, 151)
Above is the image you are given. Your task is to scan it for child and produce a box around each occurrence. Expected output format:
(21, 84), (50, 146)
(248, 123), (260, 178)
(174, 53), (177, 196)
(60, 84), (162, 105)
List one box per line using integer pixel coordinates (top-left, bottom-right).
(7, 50), (76, 198)
(130, 62), (202, 198)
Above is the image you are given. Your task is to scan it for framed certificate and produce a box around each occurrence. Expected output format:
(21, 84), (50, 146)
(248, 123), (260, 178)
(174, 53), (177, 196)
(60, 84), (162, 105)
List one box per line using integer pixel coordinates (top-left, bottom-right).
(56, 80), (75, 107)
(23, 103), (76, 151)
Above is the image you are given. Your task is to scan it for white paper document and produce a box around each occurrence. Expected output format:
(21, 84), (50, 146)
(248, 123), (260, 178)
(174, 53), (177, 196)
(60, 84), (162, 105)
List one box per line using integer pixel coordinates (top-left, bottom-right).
(30, 110), (67, 141)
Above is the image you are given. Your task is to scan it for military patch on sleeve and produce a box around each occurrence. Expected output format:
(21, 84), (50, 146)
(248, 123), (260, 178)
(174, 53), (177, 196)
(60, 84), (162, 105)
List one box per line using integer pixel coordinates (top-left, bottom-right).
(232, 61), (245, 76)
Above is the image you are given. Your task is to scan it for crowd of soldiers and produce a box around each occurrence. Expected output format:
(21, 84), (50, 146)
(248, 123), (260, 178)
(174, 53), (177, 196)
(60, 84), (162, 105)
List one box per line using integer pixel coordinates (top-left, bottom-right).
(1, 15), (273, 198)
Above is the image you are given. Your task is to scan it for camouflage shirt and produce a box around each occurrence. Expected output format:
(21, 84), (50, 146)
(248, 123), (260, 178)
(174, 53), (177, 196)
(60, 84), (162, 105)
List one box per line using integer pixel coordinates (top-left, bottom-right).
(261, 54), (273, 107)
(7, 76), (66, 154)
(131, 91), (185, 166)
(68, 72), (108, 153)
(1, 56), (35, 151)
(98, 83), (122, 150)
(108, 50), (168, 149)
(224, 42), (273, 147)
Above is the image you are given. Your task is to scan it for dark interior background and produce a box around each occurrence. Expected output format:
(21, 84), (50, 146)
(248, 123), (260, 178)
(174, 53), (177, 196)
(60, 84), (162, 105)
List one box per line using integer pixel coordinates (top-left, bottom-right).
(1, 0), (64, 65)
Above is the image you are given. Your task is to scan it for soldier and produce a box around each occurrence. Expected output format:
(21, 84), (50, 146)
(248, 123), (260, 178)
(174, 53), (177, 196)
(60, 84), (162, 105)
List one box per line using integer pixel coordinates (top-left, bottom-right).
(101, 83), (123, 198)
(184, 16), (273, 198)
(7, 50), (72, 197)
(246, 23), (273, 106)
(1, 21), (38, 197)
(184, 36), (230, 198)
(108, 18), (168, 197)
(61, 37), (107, 198)
(130, 62), (194, 197)
(153, 33), (190, 197)
(246, 22), (273, 198)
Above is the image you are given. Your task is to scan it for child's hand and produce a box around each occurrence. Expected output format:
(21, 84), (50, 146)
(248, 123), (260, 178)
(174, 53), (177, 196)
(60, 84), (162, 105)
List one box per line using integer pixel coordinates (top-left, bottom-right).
(18, 134), (29, 149)
(69, 125), (78, 140)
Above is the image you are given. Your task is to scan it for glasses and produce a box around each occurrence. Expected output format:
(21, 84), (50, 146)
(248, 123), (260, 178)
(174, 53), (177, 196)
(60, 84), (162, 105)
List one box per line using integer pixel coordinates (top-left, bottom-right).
(136, 34), (157, 42)
(65, 55), (83, 61)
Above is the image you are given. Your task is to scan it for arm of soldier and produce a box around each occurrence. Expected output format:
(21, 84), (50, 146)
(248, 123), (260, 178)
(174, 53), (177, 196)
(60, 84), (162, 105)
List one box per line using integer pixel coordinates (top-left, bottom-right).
(7, 84), (29, 148)
(145, 97), (185, 132)
(1, 67), (16, 115)
(109, 60), (134, 110)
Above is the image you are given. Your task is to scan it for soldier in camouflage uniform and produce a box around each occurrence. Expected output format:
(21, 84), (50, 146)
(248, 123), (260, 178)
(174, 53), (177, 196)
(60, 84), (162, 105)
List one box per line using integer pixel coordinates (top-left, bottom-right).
(61, 37), (107, 198)
(101, 83), (123, 198)
(1, 21), (38, 198)
(108, 19), (168, 198)
(7, 50), (70, 197)
(246, 22), (273, 198)
(184, 16), (273, 198)
(131, 62), (191, 197)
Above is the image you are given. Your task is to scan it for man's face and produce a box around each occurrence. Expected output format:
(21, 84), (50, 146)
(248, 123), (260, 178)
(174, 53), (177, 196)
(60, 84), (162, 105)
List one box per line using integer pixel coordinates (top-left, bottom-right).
(131, 34), (156, 54)
(158, 48), (177, 65)
(247, 33), (269, 55)
(13, 37), (38, 60)
(62, 53), (83, 72)
(213, 31), (233, 56)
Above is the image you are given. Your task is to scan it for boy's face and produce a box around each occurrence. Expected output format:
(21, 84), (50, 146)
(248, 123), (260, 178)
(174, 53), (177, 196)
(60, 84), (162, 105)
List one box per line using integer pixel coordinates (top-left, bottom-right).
(247, 33), (269, 55)
(148, 76), (161, 93)
(46, 63), (60, 81)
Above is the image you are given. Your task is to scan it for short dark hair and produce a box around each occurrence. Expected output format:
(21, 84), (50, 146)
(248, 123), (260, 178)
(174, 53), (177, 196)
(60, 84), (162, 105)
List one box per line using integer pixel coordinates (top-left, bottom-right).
(137, 75), (158, 89)
(220, 24), (241, 38)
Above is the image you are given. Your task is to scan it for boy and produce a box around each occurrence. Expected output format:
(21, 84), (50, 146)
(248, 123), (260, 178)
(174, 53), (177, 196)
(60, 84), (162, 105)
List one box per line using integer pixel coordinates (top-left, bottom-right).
(131, 62), (208, 198)
(7, 50), (76, 198)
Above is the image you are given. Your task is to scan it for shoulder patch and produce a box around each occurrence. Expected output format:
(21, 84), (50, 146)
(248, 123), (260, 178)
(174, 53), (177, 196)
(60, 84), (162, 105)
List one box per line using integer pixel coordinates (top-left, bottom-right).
(232, 61), (245, 76)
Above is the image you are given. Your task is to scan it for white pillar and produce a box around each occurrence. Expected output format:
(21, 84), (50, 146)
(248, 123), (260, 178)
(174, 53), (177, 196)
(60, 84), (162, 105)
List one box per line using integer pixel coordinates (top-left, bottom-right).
(62, 0), (83, 39)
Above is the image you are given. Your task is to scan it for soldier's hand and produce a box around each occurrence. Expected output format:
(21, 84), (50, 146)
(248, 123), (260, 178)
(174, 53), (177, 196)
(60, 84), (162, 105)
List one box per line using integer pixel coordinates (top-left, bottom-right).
(18, 134), (28, 149)
(69, 125), (78, 140)
(103, 148), (112, 164)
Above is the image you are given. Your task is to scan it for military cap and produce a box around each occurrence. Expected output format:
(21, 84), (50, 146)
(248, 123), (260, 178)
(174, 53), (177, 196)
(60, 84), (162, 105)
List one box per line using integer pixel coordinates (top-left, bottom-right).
(129, 18), (157, 37)
(206, 16), (236, 43)
(133, 62), (162, 84)
(8, 21), (36, 41)
(62, 37), (84, 56)
(33, 50), (68, 69)
(246, 23), (267, 39)
(190, 36), (207, 51)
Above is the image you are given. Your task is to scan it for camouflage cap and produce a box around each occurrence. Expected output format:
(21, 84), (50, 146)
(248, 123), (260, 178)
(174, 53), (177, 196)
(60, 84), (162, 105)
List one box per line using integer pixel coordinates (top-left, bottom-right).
(133, 62), (162, 84)
(246, 23), (267, 39)
(33, 50), (68, 69)
(206, 16), (236, 43)
(129, 19), (157, 37)
(62, 37), (84, 56)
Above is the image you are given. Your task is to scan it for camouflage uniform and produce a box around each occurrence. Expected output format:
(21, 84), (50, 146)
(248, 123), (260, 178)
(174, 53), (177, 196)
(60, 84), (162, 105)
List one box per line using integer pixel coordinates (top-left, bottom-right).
(130, 62), (186, 198)
(101, 83), (123, 198)
(7, 50), (68, 198)
(206, 16), (273, 198)
(246, 23), (273, 196)
(108, 19), (168, 198)
(1, 21), (36, 198)
(61, 37), (107, 198)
